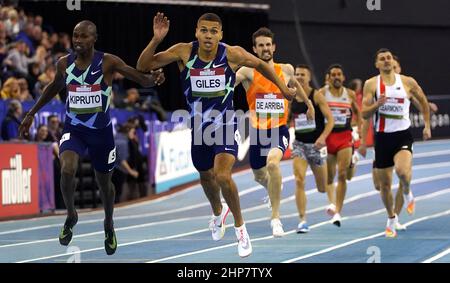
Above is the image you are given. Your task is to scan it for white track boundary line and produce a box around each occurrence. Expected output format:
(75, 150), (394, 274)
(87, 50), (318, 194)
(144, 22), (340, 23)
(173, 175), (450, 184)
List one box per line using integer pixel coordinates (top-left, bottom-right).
(151, 188), (450, 263)
(4, 164), (449, 250)
(2, 148), (449, 233)
(15, 172), (450, 263)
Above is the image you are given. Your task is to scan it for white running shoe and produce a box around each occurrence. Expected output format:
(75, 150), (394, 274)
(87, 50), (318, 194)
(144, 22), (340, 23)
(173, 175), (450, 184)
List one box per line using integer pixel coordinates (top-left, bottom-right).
(270, 218), (285, 237)
(395, 222), (407, 231)
(208, 203), (230, 241)
(235, 224), (252, 258)
(386, 216), (398, 238)
(394, 215), (407, 231)
(326, 203), (336, 217)
(331, 213), (342, 227)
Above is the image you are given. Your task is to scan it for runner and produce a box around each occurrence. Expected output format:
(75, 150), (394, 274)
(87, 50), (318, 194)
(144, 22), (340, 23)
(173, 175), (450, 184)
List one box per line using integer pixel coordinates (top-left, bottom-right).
(235, 28), (314, 237)
(321, 64), (362, 227)
(361, 48), (431, 237)
(19, 20), (164, 255)
(136, 13), (296, 257)
(290, 64), (334, 233)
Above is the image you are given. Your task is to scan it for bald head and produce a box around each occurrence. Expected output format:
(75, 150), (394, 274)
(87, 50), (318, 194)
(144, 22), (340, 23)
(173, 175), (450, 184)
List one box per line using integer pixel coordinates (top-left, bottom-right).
(75, 20), (97, 38)
(72, 20), (97, 54)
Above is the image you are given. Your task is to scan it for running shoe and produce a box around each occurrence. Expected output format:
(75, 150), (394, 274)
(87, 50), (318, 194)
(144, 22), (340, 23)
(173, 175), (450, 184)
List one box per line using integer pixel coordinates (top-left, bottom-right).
(406, 193), (415, 215)
(331, 213), (342, 227)
(270, 218), (284, 237)
(104, 228), (117, 255)
(58, 213), (78, 246)
(296, 221), (310, 233)
(326, 203), (336, 217)
(385, 216), (398, 238)
(235, 224), (252, 258)
(395, 221), (407, 231)
(209, 203), (230, 241)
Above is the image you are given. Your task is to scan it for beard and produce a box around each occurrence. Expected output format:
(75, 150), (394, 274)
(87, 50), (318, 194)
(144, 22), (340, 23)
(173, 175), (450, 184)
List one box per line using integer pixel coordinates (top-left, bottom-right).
(260, 52), (272, 62)
(332, 80), (342, 88)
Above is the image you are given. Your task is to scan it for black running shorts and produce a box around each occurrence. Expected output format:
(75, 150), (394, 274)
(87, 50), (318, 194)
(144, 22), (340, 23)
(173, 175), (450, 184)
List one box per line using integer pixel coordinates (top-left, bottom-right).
(374, 129), (413, 169)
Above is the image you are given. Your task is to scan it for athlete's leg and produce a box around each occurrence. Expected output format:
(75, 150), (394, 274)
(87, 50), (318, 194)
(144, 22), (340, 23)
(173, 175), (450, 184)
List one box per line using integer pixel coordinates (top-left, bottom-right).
(191, 136), (222, 215)
(346, 147), (357, 180)
(94, 170), (115, 230)
(58, 150), (80, 245)
(214, 153), (243, 227)
(372, 166), (381, 191)
(346, 165), (356, 181)
(60, 150), (79, 221)
(394, 150), (414, 213)
(395, 182), (405, 215)
(199, 169), (223, 216)
(377, 167), (395, 218)
(252, 167), (269, 191)
(326, 154), (337, 205)
(335, 147), (352, 214)
(266, 148), (284, 219)
(394, 150), (413, 195)
(94, 170), (118, 255)
(293, 157), (309, 222)
(311, 161), (328, 194)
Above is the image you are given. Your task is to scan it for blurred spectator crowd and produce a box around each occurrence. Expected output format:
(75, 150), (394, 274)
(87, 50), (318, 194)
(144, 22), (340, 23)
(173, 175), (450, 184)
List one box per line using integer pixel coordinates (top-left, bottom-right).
(0, 2), (167, 206)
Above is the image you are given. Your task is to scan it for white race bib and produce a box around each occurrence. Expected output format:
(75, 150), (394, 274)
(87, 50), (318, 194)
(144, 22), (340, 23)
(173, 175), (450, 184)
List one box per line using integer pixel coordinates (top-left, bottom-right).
(329, 108), (349, 127)
(294, 114), (316, 133)
(68, 84), (102, 114)
(379, 97), (406, 119)
(190, 68), (226, 97)
(255, 93), (285, 116)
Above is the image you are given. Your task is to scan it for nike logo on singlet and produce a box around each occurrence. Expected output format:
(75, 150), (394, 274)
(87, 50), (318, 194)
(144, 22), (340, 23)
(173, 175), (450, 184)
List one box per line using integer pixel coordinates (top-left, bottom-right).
(212, 63), (225, 68)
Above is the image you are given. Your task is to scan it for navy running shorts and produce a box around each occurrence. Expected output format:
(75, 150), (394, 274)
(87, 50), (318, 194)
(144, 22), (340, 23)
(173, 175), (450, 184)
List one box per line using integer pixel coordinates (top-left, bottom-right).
(249, 125), (290, 170)
(59, 123), (116, 173)
(190, 124), (240, 172)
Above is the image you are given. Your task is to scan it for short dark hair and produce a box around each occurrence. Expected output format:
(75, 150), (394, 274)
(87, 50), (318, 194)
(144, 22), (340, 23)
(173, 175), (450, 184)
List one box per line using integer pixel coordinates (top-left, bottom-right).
(374, 48), (392, 62)
(252, 27), (274, 46)
(326, 63), (344, 75)
(295, 64), (312, 74)
(47, 114), (58, 122)
(197, 13), (222, 26)
(295, 64), (311, 72)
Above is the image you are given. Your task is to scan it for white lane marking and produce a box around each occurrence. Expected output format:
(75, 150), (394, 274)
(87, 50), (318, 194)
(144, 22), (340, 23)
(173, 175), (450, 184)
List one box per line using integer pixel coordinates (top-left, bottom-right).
(284, 206), (450, 263)
(4, 164), (450, 250)
(152, 188), (450, 263)
(2, 148), (449, 234)
(13, 170), (450, 263)
(422, 247), (450, 263)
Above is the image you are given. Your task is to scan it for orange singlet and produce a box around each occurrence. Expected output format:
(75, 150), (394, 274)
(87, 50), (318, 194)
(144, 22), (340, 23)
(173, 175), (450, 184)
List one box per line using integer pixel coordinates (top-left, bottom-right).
(246, 64), (289, 130)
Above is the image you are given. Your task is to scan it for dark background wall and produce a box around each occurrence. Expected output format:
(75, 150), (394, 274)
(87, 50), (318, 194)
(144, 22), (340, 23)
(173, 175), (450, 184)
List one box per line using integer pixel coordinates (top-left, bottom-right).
(223, 0), (450, 94)
(19, 0), (450, 111)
